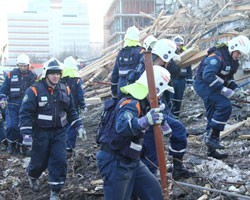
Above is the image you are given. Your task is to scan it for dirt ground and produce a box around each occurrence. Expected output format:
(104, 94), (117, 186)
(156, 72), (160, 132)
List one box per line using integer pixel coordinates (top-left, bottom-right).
(0, 92), (250, 200)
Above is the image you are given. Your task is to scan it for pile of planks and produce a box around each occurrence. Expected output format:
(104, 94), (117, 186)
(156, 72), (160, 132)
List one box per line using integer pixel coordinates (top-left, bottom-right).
(81, 0), (250, 99)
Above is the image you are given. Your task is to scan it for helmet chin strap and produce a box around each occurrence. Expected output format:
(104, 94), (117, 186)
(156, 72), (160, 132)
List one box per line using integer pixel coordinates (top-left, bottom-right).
(46, 77), (58, 88)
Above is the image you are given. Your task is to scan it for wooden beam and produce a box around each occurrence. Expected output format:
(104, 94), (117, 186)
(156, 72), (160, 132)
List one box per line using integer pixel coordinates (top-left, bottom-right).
(179, 49), (207, 67)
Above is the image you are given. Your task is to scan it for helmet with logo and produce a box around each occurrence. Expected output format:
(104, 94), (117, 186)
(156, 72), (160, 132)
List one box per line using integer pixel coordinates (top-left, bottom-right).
(41, 58), (63, 79)
(228, 35), (250, 58)
(120, 65), (174, 100)
(173, 35), (185, 45)
(63, 56), (80, 77)
(124, 26), (140, 41)
(16, 53), (30, 66)
(152, 39), (178, 62)
(143, 35), (158, 51)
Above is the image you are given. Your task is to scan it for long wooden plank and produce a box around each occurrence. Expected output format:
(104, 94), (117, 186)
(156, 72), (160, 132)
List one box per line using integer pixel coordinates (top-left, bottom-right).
(221, 118), (250, 139)
(179, 49), (207, 67)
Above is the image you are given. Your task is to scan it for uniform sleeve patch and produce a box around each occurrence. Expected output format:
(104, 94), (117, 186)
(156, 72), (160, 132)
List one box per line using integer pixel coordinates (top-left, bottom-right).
(209, 59), (218, 65)
(123, 111), (133, 120)
(23, 94), (28, 103)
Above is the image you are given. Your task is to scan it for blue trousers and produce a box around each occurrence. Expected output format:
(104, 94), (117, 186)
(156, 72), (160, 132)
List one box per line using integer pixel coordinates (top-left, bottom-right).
(5, 102), (22, 143)
(170, 78), (186, 117)
(65, 123), (77, 150)
(96, 150), (163, 200)
(142, 114), (187, 173)
(194, 80), (232, 131)
(26, 127), (67, 191)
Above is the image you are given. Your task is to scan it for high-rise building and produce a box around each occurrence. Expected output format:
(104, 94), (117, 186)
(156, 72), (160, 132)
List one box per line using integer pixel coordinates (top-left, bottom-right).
(7, 0), (89, 62)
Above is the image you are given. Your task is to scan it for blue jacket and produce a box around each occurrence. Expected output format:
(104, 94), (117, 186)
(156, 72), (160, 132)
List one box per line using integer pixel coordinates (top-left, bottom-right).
(111, 46), (143, 97)
(167, 60), (193, 84)
(199, 45), (239, 91)
(61, 77), (85, 110)
(0, 68), (37, 101)
(19, 80), (82, 135)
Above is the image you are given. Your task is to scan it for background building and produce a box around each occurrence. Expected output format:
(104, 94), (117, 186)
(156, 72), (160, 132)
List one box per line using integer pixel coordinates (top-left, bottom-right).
(7, 0), (90, 63)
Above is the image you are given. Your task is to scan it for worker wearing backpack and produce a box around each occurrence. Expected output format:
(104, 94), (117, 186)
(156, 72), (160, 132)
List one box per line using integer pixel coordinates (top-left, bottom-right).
(111, 26), (143, 99)
(194, 35), (250, 159)
(96, 65), (176, 200)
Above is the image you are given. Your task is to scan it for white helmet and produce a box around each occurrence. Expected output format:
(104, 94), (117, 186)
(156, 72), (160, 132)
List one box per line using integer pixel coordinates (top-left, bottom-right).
(16, 53), (30, 65)
(64, 56), (78, 70)
(124, 26), (140, 41)
(173, 35), (184, 45)
(143, 35), (158, 51)
(41, 58), (63, 79)
(152, 39), (178, 62)
(228, 35), (250, 58)
(121, 65), (174, 100)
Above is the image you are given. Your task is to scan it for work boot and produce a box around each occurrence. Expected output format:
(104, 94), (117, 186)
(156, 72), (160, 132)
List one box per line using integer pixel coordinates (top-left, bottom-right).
(0, 140), (8, 151)
(7, 142), (16, 155)
(172, 157), (196, 180)
(21, 146), (31, 157)
(28, 176), (40, 192)
(50, 190), (60, 200)
(66, 148), (75, 159)
(207, 147), (228, 159)
(204, 129), (224, 149)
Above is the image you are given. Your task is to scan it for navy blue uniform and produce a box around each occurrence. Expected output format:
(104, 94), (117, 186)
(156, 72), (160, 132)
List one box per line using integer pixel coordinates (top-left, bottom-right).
(194, 45), (239, 131)
(167, 59), (192, 117)
(111, 46), (143, 98)
(0, 68), (36, 143)
(61, 77), (85, 150)
(96, 98), (163, 200)
(19, 80), (82, 191)
(141, 100), (187, 174)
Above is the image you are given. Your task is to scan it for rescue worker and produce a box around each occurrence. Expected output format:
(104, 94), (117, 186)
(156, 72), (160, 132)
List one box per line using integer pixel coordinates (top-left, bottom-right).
(194, 35), (250, 159)
(97, 66), (178, 200)
(61, 56), (86, 157)
(111, 26), (143, 99)
(133, 39), (195, 179)
(167, 35), (193, 118)
(0, 53), (37, 155)
(19, 58), (85, 200)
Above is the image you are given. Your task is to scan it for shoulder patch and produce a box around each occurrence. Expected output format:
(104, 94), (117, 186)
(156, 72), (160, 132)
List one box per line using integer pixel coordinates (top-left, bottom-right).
(23, 94), (28, 103)
(123, 111), (133, 120)
(209, 59), (218, 65)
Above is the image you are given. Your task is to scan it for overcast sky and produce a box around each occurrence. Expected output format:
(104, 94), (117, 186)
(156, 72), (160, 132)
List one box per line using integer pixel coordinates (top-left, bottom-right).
(0, 0), (112, 47)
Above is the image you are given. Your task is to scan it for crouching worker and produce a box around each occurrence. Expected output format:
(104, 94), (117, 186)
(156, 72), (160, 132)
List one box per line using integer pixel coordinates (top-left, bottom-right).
(19, 58), (85, 200)
(96, 65), (179, 200)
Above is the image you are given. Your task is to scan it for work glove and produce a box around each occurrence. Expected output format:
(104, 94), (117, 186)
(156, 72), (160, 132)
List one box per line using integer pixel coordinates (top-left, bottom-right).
(161, 120), (172, 136)
(22, 135), (33, 146)
(221, 87), (235, 99)
(77, 126), (87, 141)
(234, 88), (246, 99)
(0, 94), (7, 109)
(138, 104), (165, 129)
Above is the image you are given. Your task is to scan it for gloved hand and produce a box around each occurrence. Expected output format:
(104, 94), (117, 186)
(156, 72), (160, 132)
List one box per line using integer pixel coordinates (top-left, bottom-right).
(161, 121), (172, 136)
(77, 126), (87, 141)
(138, 106), (164, 129)
(22, 135), (33, 146)
(221, 87), (235, 99)
(234, 88), (246, 99)
(0, 94), (7, 109)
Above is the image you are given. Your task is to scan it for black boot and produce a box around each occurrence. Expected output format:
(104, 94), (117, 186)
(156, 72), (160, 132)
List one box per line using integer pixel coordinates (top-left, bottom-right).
(204, 128), (224, 149)
(0, 140), (8, 151)
(207, 147), (228, 159)
(21, 145), (31, 157)
(172, 157), (196, 180)
(28, 176), (40, 192)
(7, 142), (16, 155)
